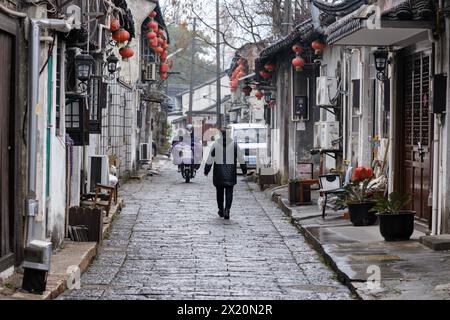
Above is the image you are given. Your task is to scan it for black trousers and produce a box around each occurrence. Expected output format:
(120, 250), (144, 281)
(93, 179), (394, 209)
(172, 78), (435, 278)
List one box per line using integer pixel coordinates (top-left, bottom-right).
(216, 186), (234, 211)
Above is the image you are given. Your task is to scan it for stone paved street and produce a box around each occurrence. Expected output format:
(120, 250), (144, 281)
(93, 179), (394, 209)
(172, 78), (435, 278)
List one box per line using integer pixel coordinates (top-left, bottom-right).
(59, 157), (352, 300)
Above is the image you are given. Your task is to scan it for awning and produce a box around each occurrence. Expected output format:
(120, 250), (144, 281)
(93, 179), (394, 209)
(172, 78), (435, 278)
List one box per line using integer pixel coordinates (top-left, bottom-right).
(326, 1), (435, 47)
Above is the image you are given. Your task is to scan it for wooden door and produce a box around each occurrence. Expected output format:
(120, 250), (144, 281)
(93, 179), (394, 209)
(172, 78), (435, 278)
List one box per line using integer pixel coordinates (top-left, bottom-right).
(0, 29), (14, 265)
(402, 52), (432, 223)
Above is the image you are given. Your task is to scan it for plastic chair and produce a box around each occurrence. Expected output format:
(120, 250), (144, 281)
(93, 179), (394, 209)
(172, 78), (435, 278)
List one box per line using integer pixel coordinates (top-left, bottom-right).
(319, 173), (345, 219)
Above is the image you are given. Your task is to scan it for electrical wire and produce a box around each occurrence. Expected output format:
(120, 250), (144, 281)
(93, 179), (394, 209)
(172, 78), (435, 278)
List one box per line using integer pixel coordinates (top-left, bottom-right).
(39, 32), (56, 75)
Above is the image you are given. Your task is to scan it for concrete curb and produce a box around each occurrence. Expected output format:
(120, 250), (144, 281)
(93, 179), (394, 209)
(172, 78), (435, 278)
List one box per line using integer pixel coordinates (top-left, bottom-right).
(267, 188), (363, 300)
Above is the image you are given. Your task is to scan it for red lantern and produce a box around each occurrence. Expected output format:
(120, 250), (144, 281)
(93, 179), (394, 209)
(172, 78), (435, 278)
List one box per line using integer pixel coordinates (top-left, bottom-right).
(157, 37), (164, 45)
(259, 70), (270, 79)
(158, 29), (165, 36)
(160, 63), (169, 73)
(149, 38), (158, 47)
(155, 46), (164, 55)
(242, 85), (252, 96)
(162, 42), (169, 50)
(160, 73), (168, 79)
(292, 56), (305, 72)
(292, 44), (302, 54)
(119, 45), (134, 61)
(110, 18), (120, 32)
(149, 11), (157, 18)
(161, 51), (168, 61)
(311, 40), (326, 55)
(264, 64), (275, 72)
(255, 90), (264, 100)
(147, 21), (158, 31)
(237, 58), (245, 65)
(146, 31), (157, 39)
(112, 28), (130, 43)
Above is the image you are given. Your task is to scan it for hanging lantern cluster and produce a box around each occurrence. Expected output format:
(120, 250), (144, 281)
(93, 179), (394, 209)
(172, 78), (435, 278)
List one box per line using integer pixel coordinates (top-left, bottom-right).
(229, 57), (247, 92)
(110, 15), (134, 62)
(259, 61), (275, 80)
(291, 43), (305, 72)
(145, 10), (171, 79)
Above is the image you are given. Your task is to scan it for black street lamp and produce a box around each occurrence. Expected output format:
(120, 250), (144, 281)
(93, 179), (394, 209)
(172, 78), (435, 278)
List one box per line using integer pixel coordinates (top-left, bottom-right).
(373, 48), (389, 81)
(106, 53), (119, 74)
(75, 51), (94, 82)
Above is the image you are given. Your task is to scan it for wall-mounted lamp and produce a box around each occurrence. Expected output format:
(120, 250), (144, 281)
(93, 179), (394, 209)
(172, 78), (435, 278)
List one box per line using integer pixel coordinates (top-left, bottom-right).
(75, 51), (94, 82)
(373, 48), (390, 81)
(107, 53), (119, 74)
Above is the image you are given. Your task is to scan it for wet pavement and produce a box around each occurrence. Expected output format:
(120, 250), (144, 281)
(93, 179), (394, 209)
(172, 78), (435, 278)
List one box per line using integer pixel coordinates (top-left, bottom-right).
(59, 157), (352, 300)
(269, 185), (450, 300)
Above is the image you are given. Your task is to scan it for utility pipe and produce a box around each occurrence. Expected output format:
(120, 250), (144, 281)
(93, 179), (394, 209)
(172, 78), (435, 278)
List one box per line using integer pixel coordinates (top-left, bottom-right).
(0, 3), (27, 18)
(26, 18), (72, 244)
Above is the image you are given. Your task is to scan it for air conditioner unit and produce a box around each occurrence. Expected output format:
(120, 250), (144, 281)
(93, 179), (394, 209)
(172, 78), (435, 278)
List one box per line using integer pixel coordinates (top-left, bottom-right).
(313, 121), (339, 149)
(140, 143), (150, 161)
(316, 76), (339, 106)
(87, 155), (109, 193)
(142, 62), (157, 81)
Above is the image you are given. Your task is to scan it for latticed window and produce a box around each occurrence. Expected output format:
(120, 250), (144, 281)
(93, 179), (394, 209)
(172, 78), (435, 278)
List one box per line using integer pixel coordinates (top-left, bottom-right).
(66, 94), (90, 146)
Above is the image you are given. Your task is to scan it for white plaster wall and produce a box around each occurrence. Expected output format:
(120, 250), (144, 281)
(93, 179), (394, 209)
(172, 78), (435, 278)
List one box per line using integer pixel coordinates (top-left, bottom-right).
(181, 75), (231, 113)
(48, 36), (67, 245)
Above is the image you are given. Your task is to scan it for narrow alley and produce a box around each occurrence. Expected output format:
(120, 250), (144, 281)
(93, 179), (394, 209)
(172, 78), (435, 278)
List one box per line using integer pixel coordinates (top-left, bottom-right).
(59, 157), (352, 300)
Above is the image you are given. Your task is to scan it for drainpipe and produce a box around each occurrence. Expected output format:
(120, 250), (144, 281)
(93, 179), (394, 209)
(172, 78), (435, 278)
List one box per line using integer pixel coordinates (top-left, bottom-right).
(444, 1), (450, 234)
(26, 18), (72, 244)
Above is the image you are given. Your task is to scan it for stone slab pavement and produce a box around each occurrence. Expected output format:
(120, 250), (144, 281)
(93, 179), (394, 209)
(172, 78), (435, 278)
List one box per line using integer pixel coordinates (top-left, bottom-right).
(59, 157), (352, 300)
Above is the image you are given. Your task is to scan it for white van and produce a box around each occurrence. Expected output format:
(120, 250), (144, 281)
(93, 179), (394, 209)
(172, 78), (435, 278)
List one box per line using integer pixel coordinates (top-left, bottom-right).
(228, 123), (268, 170)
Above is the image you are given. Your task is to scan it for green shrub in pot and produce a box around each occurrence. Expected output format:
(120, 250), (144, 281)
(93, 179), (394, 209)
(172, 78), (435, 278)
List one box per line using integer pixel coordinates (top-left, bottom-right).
(337, 166), (377, 226)
(371, 192), (415, 241)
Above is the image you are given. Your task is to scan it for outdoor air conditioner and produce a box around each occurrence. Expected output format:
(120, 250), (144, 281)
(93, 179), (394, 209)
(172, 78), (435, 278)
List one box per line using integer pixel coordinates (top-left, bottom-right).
(316, 76), (339, 106)
(313, 121), (339, 149)
(139, 143), (150, 161)
(143, 62), (157, 81)
(87, 155), (109, 193)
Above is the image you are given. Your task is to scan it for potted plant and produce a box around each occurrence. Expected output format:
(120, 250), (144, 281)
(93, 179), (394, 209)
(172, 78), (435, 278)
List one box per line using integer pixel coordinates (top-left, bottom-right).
(339, 166), (377, 226)
(371, 192), (415, 241)
(288, 178), (300, 205)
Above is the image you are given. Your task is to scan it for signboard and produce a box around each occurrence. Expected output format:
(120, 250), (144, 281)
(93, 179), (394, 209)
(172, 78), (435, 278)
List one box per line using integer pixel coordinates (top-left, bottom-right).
(293, 95), (308, 121)
(296, 162), (313, 180)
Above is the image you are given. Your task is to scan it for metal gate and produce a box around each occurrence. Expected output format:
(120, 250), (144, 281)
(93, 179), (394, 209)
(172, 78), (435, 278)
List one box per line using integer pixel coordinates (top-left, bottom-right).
(401, 51), (432, 223)
(0, 29), (14, 269)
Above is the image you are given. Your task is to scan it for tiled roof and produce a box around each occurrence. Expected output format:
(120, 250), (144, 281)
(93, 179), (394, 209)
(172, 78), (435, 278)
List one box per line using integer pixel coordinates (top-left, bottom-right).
(258, 19), (316, 61)
(381, 0), (435, 21)
(312, 0), (368, 17)
(325, 0), (436, 45)
(325, 5), (368, 45)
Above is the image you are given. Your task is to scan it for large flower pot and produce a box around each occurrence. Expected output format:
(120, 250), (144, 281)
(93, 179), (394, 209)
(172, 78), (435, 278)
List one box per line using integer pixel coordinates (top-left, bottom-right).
(347, 202), (377, 226)
(376, 211), (416, 241)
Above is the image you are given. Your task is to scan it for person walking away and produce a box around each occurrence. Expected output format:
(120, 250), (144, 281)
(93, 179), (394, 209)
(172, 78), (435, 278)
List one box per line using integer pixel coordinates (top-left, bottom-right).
(204, 128), (247, 219)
